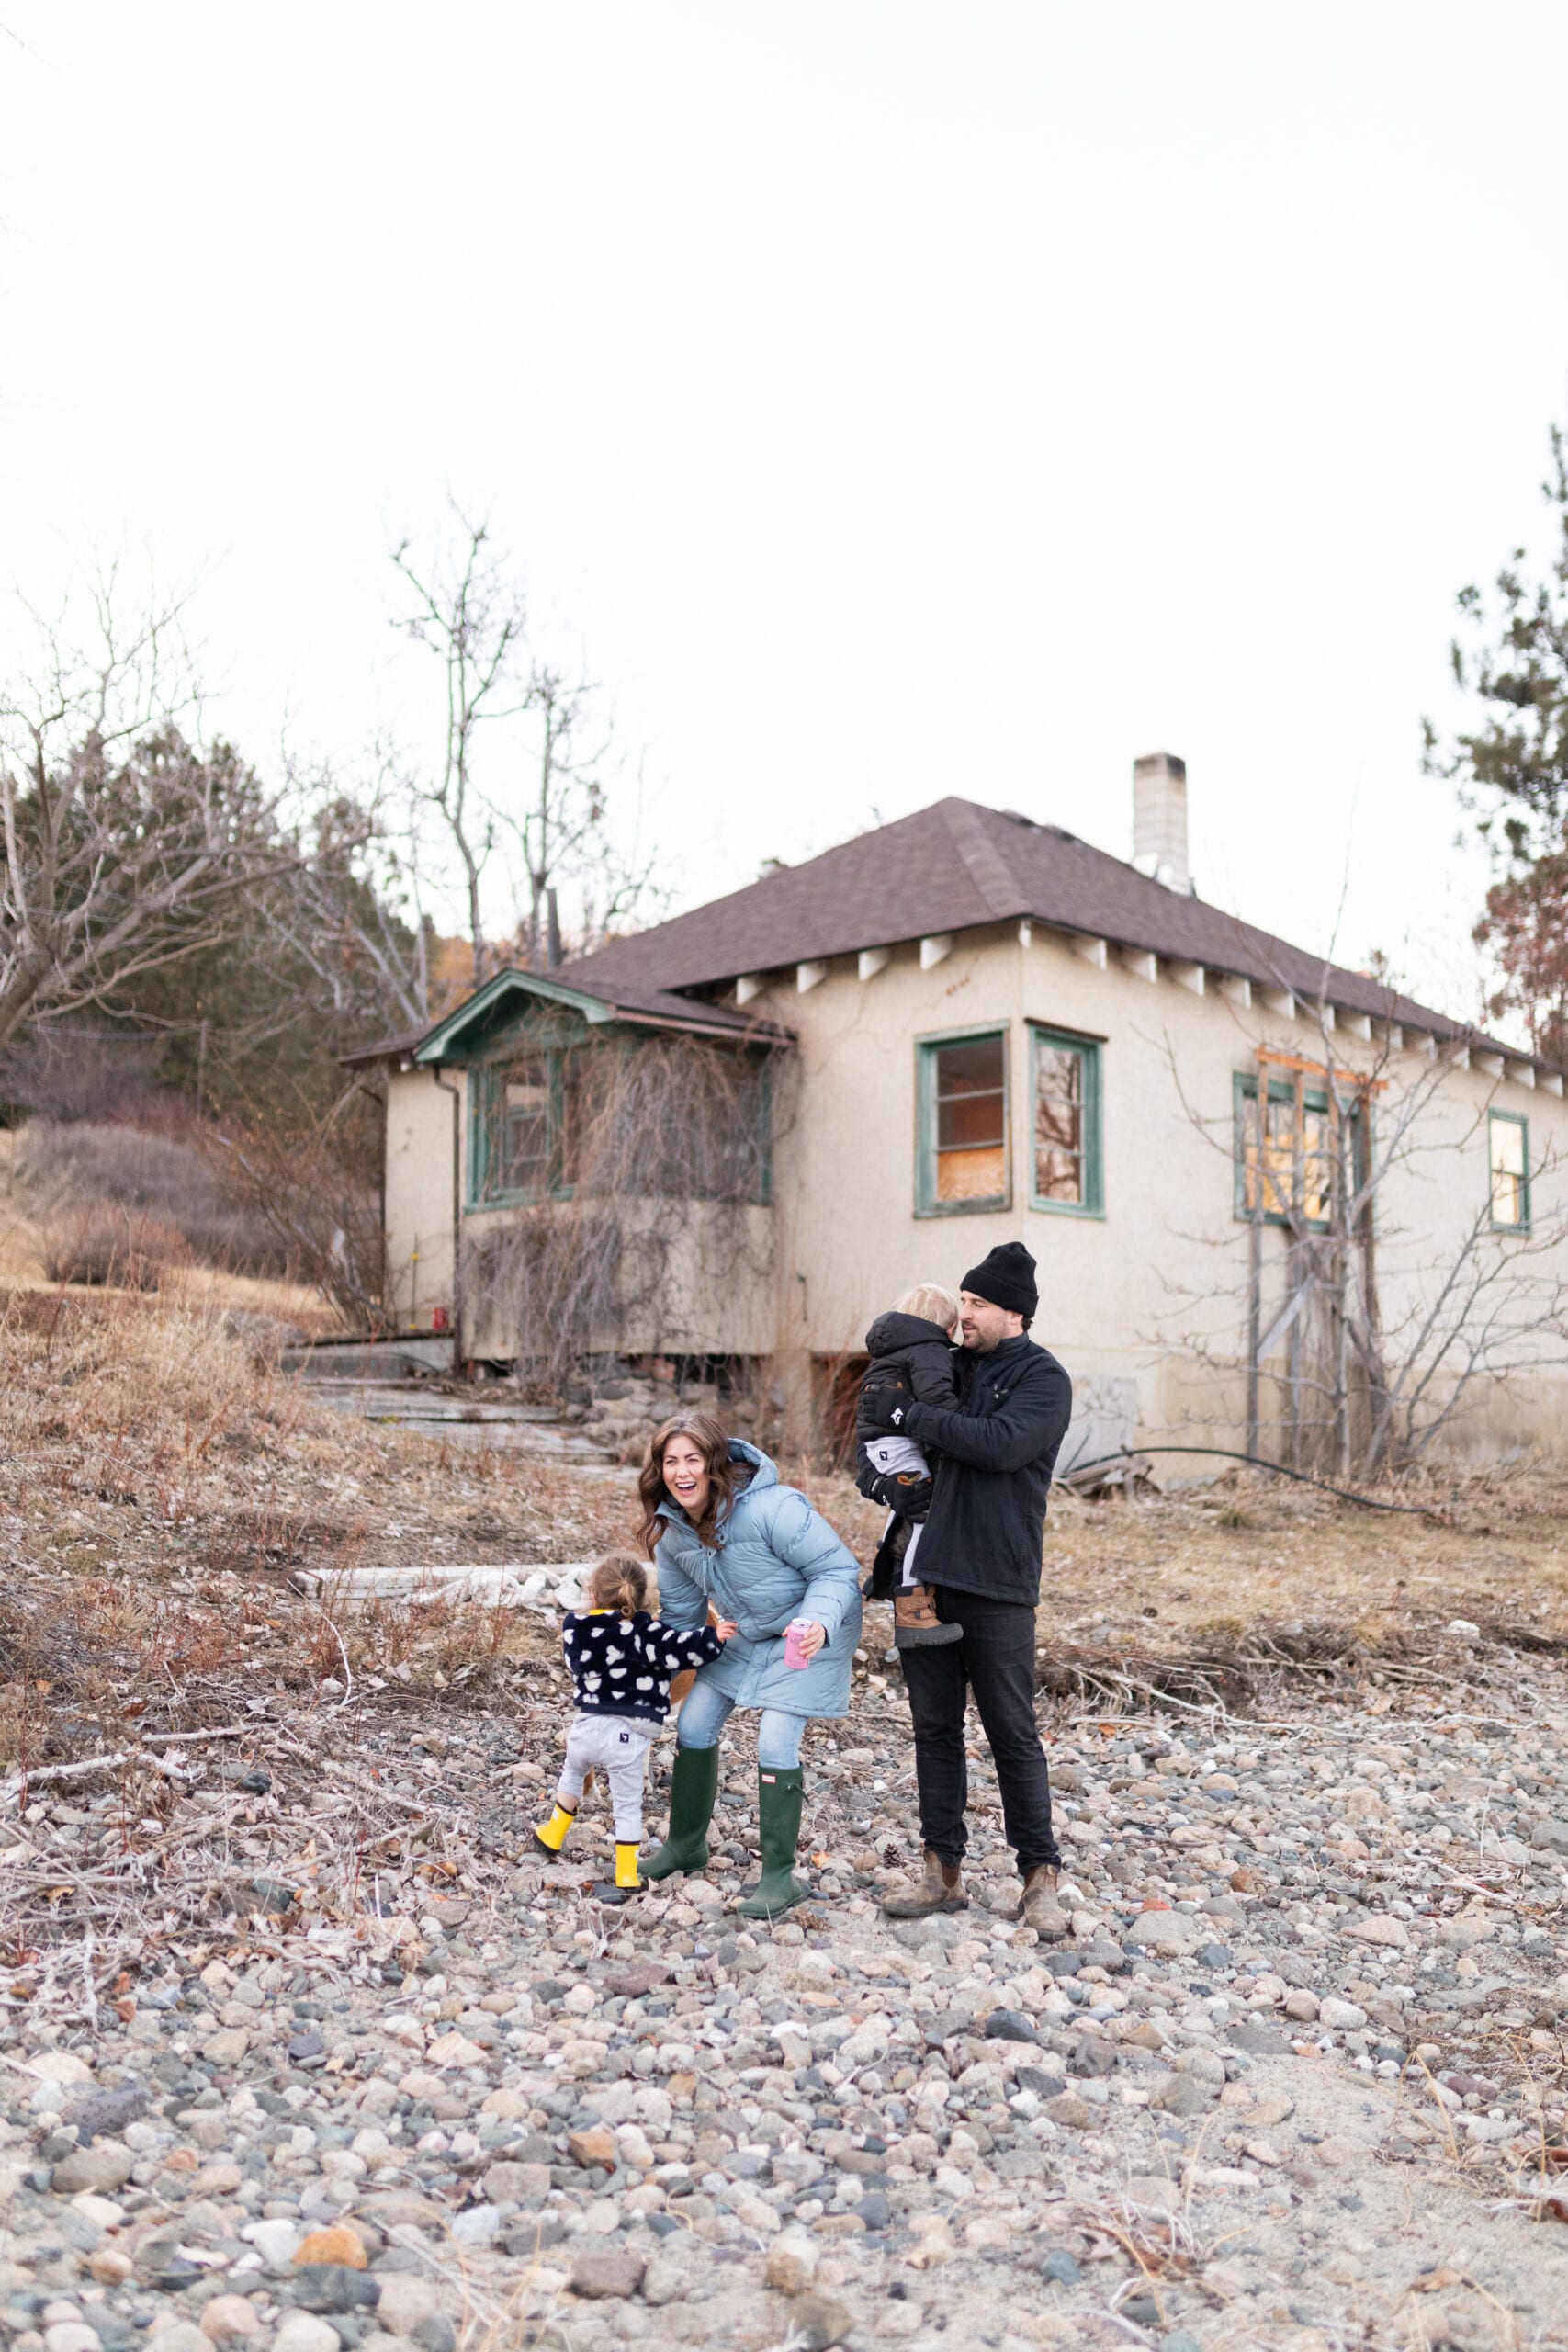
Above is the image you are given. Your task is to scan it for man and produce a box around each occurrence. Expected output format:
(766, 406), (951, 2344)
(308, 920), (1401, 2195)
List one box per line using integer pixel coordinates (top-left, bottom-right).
(863, 1240), (1073, 1936)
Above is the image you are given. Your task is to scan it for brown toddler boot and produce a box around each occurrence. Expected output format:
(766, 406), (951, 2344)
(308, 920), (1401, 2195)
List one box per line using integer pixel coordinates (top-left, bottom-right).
(893, 1583), (963, 1649)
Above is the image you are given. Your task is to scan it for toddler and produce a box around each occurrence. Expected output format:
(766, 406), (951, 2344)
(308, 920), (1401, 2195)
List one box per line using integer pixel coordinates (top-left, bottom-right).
(534, 1553), (734, 1901)
(856, 1283), (963, 1648)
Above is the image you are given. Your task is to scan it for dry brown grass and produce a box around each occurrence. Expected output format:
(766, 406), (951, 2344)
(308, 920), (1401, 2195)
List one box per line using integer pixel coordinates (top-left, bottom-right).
(802, 1453), (1568, 1673)
(0, 1127), (341, 1329)
(0, 1283), (631, 1765)
(4, 1284), (1567, 1775)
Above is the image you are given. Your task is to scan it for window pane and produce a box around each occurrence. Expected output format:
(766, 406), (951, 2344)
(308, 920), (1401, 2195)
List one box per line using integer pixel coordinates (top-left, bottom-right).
(938, 1090), (1005, 1149)
(1035, 1145), (1081, 1201)
(501, 1058), (550, 1191)
(931, 1036), (1006, 1201)
(937, 1144), (1007, 1201)
(1300, 1106), (1332, 1223)
(559, 1051), (609, 1189)
(1239, 1081), (1340, 1225)
(1491, 1116), (1526, 1225)
(1242, 1091), (1296, 1216)
(1034, 1043), (1084, 1203)
(938, 1036), (1005, 1096)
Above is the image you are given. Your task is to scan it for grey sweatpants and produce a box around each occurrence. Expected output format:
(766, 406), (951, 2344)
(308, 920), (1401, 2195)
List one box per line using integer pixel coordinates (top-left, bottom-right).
(865, 1433), (930, 1584)
(558, 1714), (655, 1842)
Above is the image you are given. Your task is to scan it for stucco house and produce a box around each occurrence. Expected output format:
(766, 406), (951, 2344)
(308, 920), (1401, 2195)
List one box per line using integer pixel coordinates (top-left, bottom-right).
(359, 756), (1568, 1469)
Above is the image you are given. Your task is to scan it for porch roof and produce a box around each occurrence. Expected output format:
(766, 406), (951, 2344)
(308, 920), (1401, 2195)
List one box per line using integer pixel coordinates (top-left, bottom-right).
(344, 965), (793, 1070)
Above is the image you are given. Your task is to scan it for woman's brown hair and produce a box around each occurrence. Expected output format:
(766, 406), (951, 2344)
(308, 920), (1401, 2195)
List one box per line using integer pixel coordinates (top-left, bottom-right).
(636, 1410), (739, 1558)
(589, 1553), (649, 1615)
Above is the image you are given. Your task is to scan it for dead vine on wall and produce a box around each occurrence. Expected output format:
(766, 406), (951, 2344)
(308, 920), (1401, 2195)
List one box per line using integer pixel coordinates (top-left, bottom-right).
(462, 1030), (787, 1387)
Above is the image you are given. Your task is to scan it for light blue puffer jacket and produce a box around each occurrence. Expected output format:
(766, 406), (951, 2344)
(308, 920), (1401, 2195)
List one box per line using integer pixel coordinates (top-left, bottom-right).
(652, 1442), (864, 1720)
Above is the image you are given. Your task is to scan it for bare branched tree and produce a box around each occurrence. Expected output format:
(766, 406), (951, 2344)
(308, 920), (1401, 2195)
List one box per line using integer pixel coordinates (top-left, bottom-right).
(0, 577), (284, 1057)
(391, 507), (663, 982)
(1152, 970), (1568, 1478)
(507, 665), (663, 967)
(390, 508), (526, 989)
(265, 751), (434, 1038)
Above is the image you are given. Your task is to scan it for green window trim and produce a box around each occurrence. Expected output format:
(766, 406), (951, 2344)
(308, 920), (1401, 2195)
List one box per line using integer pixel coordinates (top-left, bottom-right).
(1488, 1108), (1530, 1232)
(1028, 1023), (1104, 1218)
(468, 1052), (578, 1208)
(915, 1023), (1012, 1218)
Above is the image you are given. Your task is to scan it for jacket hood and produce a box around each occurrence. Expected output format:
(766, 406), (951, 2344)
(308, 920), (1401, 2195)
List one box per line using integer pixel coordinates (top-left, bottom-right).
(726, 1438), (774, 1492)
(656, 1437), (774, 1528)
(865, 1310), (957, 1356)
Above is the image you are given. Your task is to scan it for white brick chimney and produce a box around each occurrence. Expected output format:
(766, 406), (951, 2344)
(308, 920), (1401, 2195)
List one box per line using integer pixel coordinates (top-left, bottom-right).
(1132, 751), (1192, 893)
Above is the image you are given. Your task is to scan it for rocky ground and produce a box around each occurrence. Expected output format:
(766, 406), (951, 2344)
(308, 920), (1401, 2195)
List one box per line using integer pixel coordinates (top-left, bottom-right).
(6, 1645), (1568, 2352)
(6, 1293), (1568, 2351)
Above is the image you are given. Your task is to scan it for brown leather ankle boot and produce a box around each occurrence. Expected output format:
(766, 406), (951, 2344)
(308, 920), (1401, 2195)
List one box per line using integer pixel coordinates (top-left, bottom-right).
(880, 1846), (967, 1917)
(1016, 1864), (1068, 1939)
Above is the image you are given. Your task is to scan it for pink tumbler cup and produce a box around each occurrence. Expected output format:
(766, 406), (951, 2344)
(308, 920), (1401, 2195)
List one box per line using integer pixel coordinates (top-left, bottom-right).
(784, 1620), (811, 1670)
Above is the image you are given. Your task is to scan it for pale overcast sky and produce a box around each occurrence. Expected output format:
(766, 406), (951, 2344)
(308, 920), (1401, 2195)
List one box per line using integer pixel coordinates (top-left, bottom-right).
(3, 4), (1566, 1026)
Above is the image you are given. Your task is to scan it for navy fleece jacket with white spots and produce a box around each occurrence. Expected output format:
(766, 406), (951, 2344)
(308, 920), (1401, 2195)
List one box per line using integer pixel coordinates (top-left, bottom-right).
(561, 1609), (724, 1725)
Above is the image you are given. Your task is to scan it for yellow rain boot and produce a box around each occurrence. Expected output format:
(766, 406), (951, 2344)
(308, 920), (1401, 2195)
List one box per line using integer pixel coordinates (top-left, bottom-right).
(533, 1800), (577, 1857)
(595, 1842), (645, 1905)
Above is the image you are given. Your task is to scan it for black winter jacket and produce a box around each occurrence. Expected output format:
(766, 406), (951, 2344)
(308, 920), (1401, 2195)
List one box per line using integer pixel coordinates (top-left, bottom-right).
(855, 1311), (959, 1435)
(892, 1334), (1072, 1606)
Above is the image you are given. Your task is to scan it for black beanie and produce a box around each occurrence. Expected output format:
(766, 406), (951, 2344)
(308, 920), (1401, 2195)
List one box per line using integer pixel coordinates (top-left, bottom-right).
(960, 1241), (1038, 1318)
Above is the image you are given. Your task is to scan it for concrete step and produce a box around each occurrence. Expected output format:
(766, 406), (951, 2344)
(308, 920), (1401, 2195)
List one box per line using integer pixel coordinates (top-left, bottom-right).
(308, 1385), (561, 1424)
(302, 1383), (618, 1464)
(283, 1336), (456, 1380)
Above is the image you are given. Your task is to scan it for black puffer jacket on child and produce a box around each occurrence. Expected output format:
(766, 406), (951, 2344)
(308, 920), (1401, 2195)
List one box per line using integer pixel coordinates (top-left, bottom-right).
(857, 1311), (959, 1432)
(855, 1311), (958, 1518)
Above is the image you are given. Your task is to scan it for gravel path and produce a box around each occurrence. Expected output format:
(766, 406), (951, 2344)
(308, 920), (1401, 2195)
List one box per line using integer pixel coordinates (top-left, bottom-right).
(6, 1650), (1568, 2352)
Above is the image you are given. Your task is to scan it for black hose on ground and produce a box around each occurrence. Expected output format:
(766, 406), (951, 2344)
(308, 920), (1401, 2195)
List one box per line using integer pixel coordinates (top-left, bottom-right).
(1059, 1444), (1442, 1518)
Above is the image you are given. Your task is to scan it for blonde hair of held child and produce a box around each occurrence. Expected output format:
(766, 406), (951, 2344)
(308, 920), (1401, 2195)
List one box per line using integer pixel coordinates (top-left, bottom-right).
(589, 1553), (649, 1614)
(896, 1283), (960, 1331)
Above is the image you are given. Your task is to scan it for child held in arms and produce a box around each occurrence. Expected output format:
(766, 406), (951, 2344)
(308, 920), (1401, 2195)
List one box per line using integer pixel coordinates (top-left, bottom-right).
(534, 1553), (735, 1901)
(856, 1283), (964, 1649)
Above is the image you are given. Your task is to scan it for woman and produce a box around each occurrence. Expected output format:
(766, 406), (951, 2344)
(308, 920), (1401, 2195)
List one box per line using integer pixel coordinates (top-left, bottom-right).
(637, 1410), (863, 1917)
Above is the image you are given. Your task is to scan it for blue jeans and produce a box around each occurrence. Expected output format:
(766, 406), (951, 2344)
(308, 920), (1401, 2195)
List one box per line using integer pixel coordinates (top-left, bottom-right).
(675, 1679), (805, 1770)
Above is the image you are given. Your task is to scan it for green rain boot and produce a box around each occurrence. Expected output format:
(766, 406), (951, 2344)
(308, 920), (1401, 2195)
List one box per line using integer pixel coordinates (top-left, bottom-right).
(643, 1744), (720, 1882)
(739, 1766), (807, 1919)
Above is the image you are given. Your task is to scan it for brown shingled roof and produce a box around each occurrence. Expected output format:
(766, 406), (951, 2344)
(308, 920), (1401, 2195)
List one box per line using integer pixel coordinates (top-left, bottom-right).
(563, 795), (1527, 1054)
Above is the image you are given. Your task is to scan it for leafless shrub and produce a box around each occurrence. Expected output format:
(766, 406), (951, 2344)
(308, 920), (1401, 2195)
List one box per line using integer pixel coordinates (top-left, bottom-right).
(463, 1032), (785, 1391)
(17, 1119), (292, 1280)
(207, 1084), (387, 1327)
(39, 1206), (185, 1290)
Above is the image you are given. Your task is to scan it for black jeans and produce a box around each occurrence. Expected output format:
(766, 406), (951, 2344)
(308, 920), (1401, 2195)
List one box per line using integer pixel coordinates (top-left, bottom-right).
(899, 1587), (1060, 1876)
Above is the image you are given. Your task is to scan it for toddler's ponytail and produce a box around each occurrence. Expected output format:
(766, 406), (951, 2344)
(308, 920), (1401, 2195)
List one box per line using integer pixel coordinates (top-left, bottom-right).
(589, 1553), (649, 1617)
